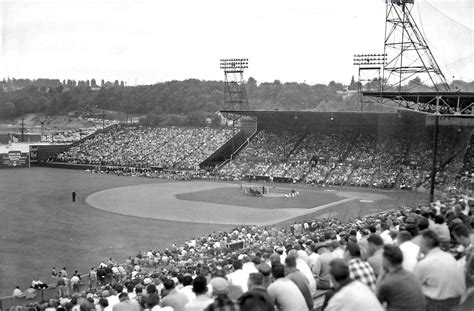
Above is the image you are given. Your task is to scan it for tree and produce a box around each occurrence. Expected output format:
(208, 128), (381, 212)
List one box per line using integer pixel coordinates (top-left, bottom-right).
(348, 75), (358, 90)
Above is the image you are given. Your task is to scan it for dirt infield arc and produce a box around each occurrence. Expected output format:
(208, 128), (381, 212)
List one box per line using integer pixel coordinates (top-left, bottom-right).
(86, 181), (387, 226)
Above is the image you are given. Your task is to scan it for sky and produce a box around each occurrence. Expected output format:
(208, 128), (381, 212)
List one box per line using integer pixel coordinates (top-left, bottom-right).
(0, 0), (472, 86)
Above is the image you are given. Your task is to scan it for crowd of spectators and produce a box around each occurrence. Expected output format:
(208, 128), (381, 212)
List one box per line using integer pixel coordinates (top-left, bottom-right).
(53, 125), (472, 191)
(55, 126), (232, 170)
(8, 191), (474, 310)
(218, 128), (472, 191)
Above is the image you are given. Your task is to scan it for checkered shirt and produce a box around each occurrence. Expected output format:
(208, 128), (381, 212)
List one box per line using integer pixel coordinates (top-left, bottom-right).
(348, 258), (377, 291)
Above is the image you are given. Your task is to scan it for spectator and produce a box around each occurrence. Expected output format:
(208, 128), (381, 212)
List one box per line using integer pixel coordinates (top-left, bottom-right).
(227, 259), (249, 293)
(284, 255), (313, 310)
(12, 286), (24, 298)
(179, 274), (196, 303)
(414, 229), (466, 310)
(239, 273), (274, 311)
(376, 245), (426, 310)
(160, 278), (189, 311)
(325, 258), (383, 311)
(184, 275), (213, 311)
(287, 249), (316, 296)
(314, 243), (335, 290)
(367, 234), (384, 277)
(396, 230), (419, 272)
(267, 263), (308, 311)
(343, 242), (377, 291)
(206, 277), (240, 311)
(112, 292), (140, 311)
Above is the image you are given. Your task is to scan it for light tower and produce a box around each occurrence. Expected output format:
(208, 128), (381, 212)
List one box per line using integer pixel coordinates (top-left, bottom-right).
(382, 0), (450, 92)
(220, 58), (249, 112)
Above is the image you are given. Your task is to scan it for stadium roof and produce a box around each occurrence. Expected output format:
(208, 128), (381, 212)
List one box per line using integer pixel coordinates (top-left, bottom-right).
(221, 110), (427, 127)
(362, 91), (474, 115)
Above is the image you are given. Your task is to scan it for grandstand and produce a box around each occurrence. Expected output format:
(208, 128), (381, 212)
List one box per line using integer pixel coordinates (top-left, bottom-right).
(48, 110), (473, 193)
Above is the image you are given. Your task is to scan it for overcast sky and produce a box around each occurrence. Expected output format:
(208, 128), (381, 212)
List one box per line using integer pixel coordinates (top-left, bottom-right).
(0, 0), (472, 85)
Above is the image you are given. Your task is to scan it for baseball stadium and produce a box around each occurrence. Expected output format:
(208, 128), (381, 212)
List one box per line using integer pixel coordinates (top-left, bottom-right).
(1, 0), (474, 310)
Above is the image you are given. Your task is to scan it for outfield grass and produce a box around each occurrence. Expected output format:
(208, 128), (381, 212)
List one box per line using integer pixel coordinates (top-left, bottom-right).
(0, 168), (234, 297)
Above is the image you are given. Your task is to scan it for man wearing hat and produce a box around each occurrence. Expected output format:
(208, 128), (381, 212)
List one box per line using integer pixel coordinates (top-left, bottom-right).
(205, 277), (240, 310)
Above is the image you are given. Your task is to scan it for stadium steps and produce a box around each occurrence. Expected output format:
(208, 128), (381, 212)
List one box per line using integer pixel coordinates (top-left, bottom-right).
(323, 132), (359, 184)
(286, 132), (308, 159)
(199, 126), (257, 169)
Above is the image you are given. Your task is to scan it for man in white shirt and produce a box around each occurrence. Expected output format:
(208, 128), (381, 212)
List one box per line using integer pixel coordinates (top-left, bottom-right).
(227, 259), (249, 292)
(396, 230), (420, 271)
(414, 229), (465, 310)
(184, 276), (213, 311)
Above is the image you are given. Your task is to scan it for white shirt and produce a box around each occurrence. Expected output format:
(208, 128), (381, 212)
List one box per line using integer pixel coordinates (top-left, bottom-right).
(326, 280), (383, 311)
(296, 257), (317, 296)
(179, 285), (196, 303)
(380, 230), (394, 245)
(242, 262), (258, 275)
(399, 240), (420, 272)
(227, 269), (249, 292)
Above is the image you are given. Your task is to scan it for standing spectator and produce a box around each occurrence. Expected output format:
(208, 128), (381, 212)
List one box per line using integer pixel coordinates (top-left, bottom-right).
(367, 235), (384, 277)
(184, 276), (213, 311)
(205, 277), (240, 311)
(70, 273), (80, 293)
(376, 245), (425, 310)
(239, 273), (274, 311)
(414, 229), (466, 310)
(89, 267), (98, 290)
(267, 264), (308, 311)
(285, 255), (313, 310)
(325, 259), (383, 311)
(343, 242), (377, 291)
(160, 278), (189, 311)
(396, 231), (419, 272)
(56, 273), (66, 297)
(72, 191), (76, 202)
(314, 243), (335, 290)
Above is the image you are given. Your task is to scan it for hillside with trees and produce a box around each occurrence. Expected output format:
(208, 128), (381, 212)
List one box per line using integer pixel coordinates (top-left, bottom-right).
(1, 77), (472, 126)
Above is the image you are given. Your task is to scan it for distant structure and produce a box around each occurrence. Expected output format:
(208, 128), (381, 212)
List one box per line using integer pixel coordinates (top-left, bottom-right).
(362, 0), (474, 115)
(220, 58), (249, 112)
(382, 0), (450, 92)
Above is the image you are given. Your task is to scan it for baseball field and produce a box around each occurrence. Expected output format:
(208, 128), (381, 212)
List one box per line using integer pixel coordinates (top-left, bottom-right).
(0, 167), (429, 297)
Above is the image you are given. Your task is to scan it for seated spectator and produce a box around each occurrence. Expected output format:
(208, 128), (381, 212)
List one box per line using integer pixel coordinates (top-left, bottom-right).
(184, 275), (213, 311)
(414, 229), (466, 310)
(12, 286), (24, 298)
(376, 245), (426, 310)
(239, 273), (275, 311)
(206, 277), (240, 311)
(267, 263), (308, 311)
(367, 234), (384, 277)
(325, 258), (383, 311)
(112, 292), (140, 311)
(160, 278), (189, 311)
(284, 255), (313, 310)
(343, 242), (377, 291)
